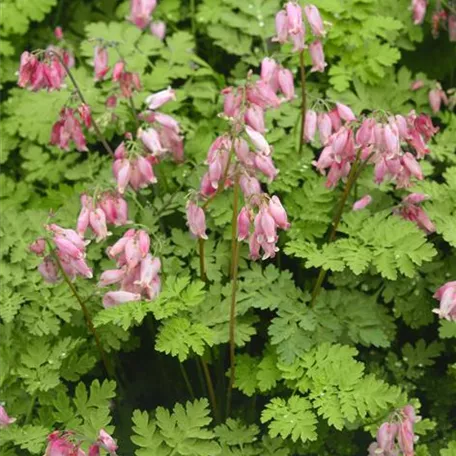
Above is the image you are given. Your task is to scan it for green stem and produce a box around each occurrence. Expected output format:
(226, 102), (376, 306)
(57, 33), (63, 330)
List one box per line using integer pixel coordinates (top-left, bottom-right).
(200, 358), (219, 423)
(179, 361), (195, 400)
(310, 150), (363, 306)
(51, 250), (114, 378)
(226, 174), (240, 418)
(198, 238), (207, 282)
(49, 50), (114, 156)
(128, 96), (140, 130)
(24, 394), (36, 424)
(298, 50), (307, 156)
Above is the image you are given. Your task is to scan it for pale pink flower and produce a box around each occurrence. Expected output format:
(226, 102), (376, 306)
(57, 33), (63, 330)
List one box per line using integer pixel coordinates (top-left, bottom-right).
(398, 419), (415, 456)
(335, 102), (356, 122)
(247, 80), (281, 108)
(411, 0), (427, 25)
(285, 2), (304, 34)
(433, 281), (456, 321)
(38, 256), (60, 283)
(94, 47), (109, 81)
(240, 174), (262, 198)
(153, 112), (180, 133)
(304, 110), (317, 142)
(237, 207), (251, 241)
(268, 196), (290, 229)
(317, 113), (333, 145)
(98, 429), (118, 454)
(150, 21), (166, 40)
(278, 68), (295, 100)
(309, 41), (327, 73)
(410, 79), (424, 90)
(221, 87), (242, 117)
(145, 87), (176, 110)
(429, 88), (442, 113)
(254, 154), (278, 181)
(128, 0), (157, 29)
(274, 10), (289, 44)
(396, 193), (435, 234)
(245, 125), (271, 155)
(260, 58), (279, 92)
(186, 201), (208, 240)
(0, 406), (16, 428)
(103, 291), (141, 308)
(98, 269), (126, 287)
(376, 422), (398, 453)
(245, 104), (266, 133)
(304, 5), (325, 37)
(352, 194), (372, 211)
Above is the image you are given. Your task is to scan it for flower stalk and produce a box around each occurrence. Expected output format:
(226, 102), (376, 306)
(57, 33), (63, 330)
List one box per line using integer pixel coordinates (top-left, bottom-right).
(298, 50), (307, 156)
(48, 50), (114, 156)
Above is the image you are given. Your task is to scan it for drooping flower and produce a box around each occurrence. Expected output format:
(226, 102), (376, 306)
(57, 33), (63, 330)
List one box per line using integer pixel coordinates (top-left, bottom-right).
(97, 429), (118, 455)
(0, 406), (16, 428)
(50, 107), (88, 152)
(128, 0), (157, 29)
(432, 281), (456, 321)
(411, 0), (427, 25)
(352, 194), (372, 211)
(186, 201), (208, 240)
(145, 87), (176, 110)
(395, 193), (435, 234)
(308, 40), (327, 73)
(45, 431), (86, 456)
(54, 26), (64, 40)
(150, 21), (166, 40)
(304, 4), (326, 37)
(94, 46), (109, 81)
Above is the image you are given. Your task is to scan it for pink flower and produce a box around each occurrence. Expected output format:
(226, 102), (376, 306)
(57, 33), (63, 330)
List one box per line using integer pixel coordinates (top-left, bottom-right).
(304, 5), (325, 37)
(98, 429), (118, 454)
(411, 0), (427, 25)
(54, 26), (64, 40)
(352, 194), (372, 211)
(410, 79), (424, 90)
(304, 110), (317, 142)
(335, 102), (356, 122)
(186, 201), (208, 240)
(240, 174), (262, 198)
(285, 2), (304, 34)
(98, 269), (126, 287)
(237, 207), (251, 241)
(254, 154), (278, 182)
(245, 126), (271, 155)
(112, 61), (125, 82)
(429, 88), (442, 113)
(278, 68), (295, 100)
(128, 0), (157, 28)
(309, 41), (327, 73)
(30, 238), (46, 255)
(94, 47), (109, 81)
(0, 406), (16, 428)
(50, 108), (88, 152)
(433, 281), (456, 321)
(260, 58), (279, 92)
(398, 419), (415, 456)
(222, 87), (242, 118)
(376, 422), (398, 453)
(145, 87), (176, 110)
(103, 291), (141, 308)
(396, 193), (435, 234)
(247, 80), (281, 109)
(317, 113), (333, 145)
(355, 118), (375, 146)
(274, 10), (289, 44)
(150, 21), (166, 40)
(245, 104), (266, 133)
(139, 128), (166, 155)
(38, 256), (60, 283)
(78, 104), (92, 128)
(268, 196), (290, 229)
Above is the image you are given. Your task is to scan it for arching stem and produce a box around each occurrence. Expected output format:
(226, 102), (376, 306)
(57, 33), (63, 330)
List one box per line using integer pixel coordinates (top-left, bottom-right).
(298, 50), (307, 156)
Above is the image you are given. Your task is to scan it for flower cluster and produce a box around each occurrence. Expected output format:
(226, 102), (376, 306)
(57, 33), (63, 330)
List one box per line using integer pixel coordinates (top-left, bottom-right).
(30, 225), (92, 283)
(394, 193), (435, 234)
(100, 229), (161, 307)
(112, 60), (142, 98)
(186, 57), (291, 260)
(112, 88), (183, 193)
(433, 281), (456, 321)
(369, 405), (420, 456)
(17, 47), (73, 91)
(411, 0), (456, 41)
(0, 405), (15, 428)
(50, 106), (91, 152)
(44, 429), (117, 456)
(274, 2), (327, 71)
(312, 106), (438, 189)
(127, 0), (166, 39)
(77, 192), (129, 242)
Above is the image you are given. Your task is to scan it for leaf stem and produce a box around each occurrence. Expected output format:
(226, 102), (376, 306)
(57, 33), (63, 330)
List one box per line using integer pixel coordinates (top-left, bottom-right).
(198, 238), (207, 282)
(49, 50), (114, 156)
(179, 361), (195, 400)
(51, 250), (114, 378)
(310, 150), (362, 306)
(226, 173), (240, 418)
(128, 95), (140, 130)
(200, 358), (219, 423)
(298, 50), (307, 156)
(24, 394), (36, 424)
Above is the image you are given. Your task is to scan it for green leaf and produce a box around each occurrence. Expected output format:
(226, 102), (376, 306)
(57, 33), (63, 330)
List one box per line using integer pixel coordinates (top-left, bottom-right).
(261, 396), (318, 443)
